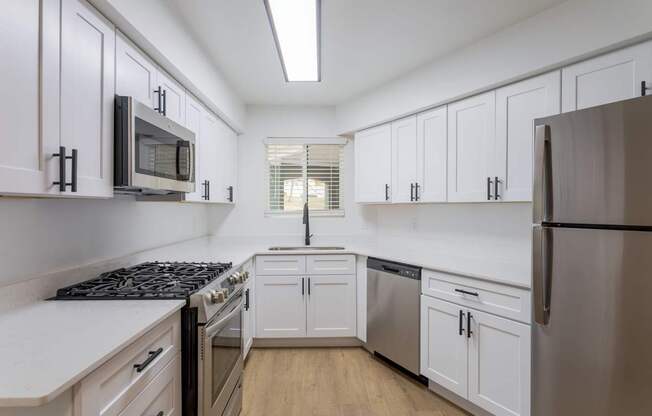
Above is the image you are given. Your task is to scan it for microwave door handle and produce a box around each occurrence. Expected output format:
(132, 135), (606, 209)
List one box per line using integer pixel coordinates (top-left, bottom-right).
(205, 299), (243, 338)
(175, 141), (191, 181)
(533, 124), (552, 223)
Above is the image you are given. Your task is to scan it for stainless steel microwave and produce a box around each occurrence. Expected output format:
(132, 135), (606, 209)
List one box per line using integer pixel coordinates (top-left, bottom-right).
(114, 96), (195, 194)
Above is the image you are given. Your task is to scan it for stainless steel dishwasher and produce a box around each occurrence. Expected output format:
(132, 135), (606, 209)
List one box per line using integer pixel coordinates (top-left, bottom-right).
(366, 257), (424, 381)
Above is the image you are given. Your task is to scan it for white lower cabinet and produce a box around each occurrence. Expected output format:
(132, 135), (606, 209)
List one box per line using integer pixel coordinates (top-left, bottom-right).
(421, 295), (531, 416)
(468, 309), (531, 416)
(255, 255), (356, 339)
(255, 275), (307, 338)
(306, 275), (356, 337)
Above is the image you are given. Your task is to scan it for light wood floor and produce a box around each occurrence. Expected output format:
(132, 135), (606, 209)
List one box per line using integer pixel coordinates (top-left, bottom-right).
(242, 347), (469, 416)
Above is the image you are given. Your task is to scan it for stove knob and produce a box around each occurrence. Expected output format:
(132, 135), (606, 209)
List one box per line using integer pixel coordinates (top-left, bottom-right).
(242, 271), (249, 281)
(204, 291), (215, 303)
(214, 290), (226, 303)
(222, 288), (230, 298)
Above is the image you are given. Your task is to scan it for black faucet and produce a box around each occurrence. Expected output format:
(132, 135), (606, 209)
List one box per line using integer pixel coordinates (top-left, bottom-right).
(303, 202), (313, 246)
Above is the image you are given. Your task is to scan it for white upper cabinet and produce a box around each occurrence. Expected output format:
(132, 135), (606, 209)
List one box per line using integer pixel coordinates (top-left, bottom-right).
(184, 95), (205, 202)
(216, 120), (237, 204)
(416, 106), (447, 203)
(0, 0), (54, 196)
(306, 275), (356, 338)
(562, 40), (652, 112)
(447, 91), (496, 202)
(495, 71), (561, 202)
(115, 32), (158, 109)
(355, 124), (392, 203)
(59, 0), (115, 198)
(391, 116), (418, 203)
(200, 110), (221, 202)
(420, 296), (469, 398)
(158, 71), (186, 126)
(468, 309), (531, 416)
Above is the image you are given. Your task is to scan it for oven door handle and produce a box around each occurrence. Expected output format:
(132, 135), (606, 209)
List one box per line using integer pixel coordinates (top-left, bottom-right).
(205, 299), (243, 338)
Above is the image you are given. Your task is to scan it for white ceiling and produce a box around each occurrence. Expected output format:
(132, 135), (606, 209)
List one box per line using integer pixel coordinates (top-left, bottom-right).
(168, 0), (566, 106)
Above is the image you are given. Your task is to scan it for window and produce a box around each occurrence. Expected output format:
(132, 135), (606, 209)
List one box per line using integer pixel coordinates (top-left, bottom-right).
(266, 139), (344, 215)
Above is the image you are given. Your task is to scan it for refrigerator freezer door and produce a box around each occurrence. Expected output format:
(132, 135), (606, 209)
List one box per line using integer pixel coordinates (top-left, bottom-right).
(534, 95), (652, 226)
(532, 226), (652, 416)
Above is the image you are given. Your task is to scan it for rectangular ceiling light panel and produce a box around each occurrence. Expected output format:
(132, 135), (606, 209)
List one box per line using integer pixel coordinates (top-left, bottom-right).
(265, 0), (321, 82)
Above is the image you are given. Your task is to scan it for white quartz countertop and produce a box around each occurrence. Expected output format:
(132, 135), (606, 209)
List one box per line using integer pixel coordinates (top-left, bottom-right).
(0, 235), (529, 407)
(0, 299), (184, 407)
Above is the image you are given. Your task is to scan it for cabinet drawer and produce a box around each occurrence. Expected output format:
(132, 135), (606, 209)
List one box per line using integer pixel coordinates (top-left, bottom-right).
(119, 353), (181, 416)
(421, 270), (531, 324)
(74, 312), (181, 416)
(256, 255), (306, 275)
(306, 255), (356, 275)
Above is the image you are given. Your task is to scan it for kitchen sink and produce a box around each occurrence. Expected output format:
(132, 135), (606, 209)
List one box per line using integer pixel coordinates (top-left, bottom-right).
(268, 246), (346, 251)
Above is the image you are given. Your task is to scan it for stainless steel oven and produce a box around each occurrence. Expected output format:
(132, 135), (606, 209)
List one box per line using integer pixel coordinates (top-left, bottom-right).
(114, 96), (195, 194)
(199, 289), (243, 416)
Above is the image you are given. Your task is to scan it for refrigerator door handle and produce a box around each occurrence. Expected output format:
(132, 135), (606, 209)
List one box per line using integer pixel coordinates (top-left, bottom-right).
(533, 226), (553, 325)
(533, 124), (552, 223)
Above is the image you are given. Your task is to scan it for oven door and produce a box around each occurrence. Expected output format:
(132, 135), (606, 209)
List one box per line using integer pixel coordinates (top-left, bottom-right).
(128, 98), (196, 193)
(200, 291), (243, 416)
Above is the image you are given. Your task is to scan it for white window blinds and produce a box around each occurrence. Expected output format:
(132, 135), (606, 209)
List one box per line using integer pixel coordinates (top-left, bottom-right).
(266, 142), (344, 214)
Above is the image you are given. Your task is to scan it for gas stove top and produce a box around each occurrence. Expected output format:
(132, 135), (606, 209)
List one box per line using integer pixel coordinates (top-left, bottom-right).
(53, 262), (233, 300)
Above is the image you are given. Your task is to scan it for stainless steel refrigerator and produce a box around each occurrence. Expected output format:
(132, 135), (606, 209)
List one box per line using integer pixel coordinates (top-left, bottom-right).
(532, 95), (652, 415)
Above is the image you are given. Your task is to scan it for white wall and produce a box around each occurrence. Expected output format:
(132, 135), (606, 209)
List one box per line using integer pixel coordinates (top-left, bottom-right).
(89, 0), (246, 132)
(336, 0), (652, 134)
(374, 203), (532, 284)
(0, 197), (215, 288)
(209, 105), (377, 243)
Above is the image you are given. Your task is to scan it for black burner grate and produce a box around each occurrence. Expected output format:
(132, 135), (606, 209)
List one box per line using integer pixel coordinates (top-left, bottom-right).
(53, 262), (232, 300)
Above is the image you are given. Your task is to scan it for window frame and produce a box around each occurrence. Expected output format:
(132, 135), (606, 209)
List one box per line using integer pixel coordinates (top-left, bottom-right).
(264, 137), (346, 217)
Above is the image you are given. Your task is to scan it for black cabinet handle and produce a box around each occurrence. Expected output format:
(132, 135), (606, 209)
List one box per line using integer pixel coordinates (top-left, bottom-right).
(308, 277), (311, 295)
(53, 146), (67, 192)
(162, 89), (167, 117)
(494, 176), (500, 200)
(155, 412), (164, 416)
(154, 86), (163, 114)
(454, 288), (479, 297)
(53, 146), (77, 192)
(228, 185), (234, 202)
(415, 183), (420, 201)
(133, 348), (163, 373)
(206, 180), (211, 200)
(642, 81), (651, 96)
(467, 312), (473, 339)
(487, 177), (493, 200)
(244, 288), (250, 311)
(458, 310), (465, 336)
(69, 149), (78, 192)
(202, 180), (208, 200)
(301, 277), (305, 296)
(385, 184), (390, 201)
(410, 183), (415, 201)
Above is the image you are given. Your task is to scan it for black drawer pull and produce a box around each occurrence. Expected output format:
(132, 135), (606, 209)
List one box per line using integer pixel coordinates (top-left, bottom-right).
(134, 348), (163, 373)
(454, 288), (479, 297)
(467, 312), (473, 339)
(458, 310), (464, 336)
(156, 412), (164, 416)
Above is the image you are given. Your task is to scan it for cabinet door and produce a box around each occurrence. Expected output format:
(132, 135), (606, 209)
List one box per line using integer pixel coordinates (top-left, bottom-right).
(306, 275), (356, 337)
(391, 116), (418, 203)
(158, 71), (186, 126)
(416, 106), (447, 202)
(216, 119), (237, 203)
(242, 282), (253, 359)
(0, 0), (58, 196)
(420, 296), (468, 398)
(115, 32), (158, 109)
(255, 276), (306, 338)
(60, 0), (115, 198)
(468, 309), (531, 416)
(447, 91), (496, 202)
(562, 40), (652, 112)
(200, 110), (220, 202)
(495, 71), (560, 202)
(354, 124), (392, 203)
(184, 95), (205, 202)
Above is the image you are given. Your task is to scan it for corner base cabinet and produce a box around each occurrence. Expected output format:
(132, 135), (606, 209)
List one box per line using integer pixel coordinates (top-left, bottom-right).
(255, 255), (357, 338)
(421, 277), (531, 416)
